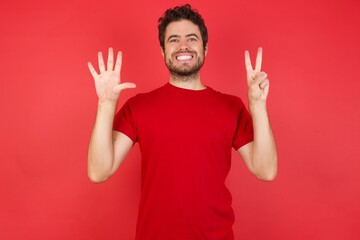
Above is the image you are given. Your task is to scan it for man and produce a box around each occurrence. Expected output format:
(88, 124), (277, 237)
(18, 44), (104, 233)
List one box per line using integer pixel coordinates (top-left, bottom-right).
(87, 4), (277, 240)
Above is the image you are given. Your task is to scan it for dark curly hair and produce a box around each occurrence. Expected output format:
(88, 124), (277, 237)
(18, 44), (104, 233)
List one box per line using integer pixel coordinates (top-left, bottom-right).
(158, 4), (208, 51)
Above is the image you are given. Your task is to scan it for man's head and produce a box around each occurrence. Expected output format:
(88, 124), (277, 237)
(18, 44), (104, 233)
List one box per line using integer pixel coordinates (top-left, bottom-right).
(158, 4), (208, 52)
(158, 4), (208, 78)
(158, 4), (208, 50)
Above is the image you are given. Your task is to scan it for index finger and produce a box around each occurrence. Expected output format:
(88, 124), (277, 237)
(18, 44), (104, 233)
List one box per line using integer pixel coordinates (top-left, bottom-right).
(255, 47), (262, 72)
(244, 50), (253, 73)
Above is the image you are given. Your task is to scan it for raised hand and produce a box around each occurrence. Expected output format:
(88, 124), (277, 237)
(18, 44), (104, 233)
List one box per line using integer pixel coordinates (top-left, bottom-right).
(88, 47), (136, 103)
(245, 47), (269, 104)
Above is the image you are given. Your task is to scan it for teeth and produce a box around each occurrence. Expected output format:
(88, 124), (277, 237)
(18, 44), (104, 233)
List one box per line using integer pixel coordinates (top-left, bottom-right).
(177, 55), (192, 61)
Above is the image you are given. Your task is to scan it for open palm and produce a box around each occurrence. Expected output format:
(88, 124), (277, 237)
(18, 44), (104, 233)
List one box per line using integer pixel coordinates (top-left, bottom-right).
(88, 48), (136, 103)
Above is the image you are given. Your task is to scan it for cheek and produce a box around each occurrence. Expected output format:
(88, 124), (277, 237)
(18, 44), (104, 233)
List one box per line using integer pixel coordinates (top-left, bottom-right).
(164, 51), (171, 60)
(164, 49), (174, 59)
(165, 43), (180, 53)
(163, 51), (172, 63)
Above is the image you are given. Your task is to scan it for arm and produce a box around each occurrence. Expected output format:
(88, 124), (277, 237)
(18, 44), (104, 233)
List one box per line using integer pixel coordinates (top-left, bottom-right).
(87, 48), (136, 183)
(237, 48), (277, 181)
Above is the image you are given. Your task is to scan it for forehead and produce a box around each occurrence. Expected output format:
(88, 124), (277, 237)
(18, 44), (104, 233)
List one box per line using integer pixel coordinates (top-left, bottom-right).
(165, 19), (202, 38)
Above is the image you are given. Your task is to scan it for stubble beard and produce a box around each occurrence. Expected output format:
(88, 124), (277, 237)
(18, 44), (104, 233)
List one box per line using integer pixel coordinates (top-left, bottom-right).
(165, 52), (205, 80)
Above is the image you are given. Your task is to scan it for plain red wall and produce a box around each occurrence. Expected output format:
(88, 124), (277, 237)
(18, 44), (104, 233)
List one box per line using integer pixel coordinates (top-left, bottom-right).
(1, 0), (360, 239)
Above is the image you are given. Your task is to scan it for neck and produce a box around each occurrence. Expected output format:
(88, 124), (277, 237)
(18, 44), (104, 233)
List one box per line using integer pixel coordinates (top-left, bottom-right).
(169, 73), (206, 90)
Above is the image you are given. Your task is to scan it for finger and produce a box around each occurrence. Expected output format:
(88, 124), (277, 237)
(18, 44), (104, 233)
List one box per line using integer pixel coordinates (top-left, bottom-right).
(107, 47), (114, 71)
(244, 50), (253, 73)
(259, 79), (269, 89)
(254, 72), (268, 85)
(255, 47), (262, 72)
(98, 51), (105, 73)
(87, 62), (98, 79)
(114, 82), (136, 94)
(114, 51), (122, 73)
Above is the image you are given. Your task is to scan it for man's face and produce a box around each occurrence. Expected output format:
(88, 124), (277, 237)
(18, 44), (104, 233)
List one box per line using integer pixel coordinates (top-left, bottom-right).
(162, 19), (207, 77)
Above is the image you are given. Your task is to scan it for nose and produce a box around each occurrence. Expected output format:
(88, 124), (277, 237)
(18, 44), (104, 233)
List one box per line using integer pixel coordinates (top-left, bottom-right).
(179, 38), (189, 51)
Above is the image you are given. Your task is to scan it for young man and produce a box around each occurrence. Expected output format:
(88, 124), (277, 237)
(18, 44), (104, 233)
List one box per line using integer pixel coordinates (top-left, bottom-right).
(87, 4), (277, 240)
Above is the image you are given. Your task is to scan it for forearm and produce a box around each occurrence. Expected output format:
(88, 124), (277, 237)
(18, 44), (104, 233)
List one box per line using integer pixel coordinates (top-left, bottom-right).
(88, 101), (117, 182)
(249, 103), (277, 181)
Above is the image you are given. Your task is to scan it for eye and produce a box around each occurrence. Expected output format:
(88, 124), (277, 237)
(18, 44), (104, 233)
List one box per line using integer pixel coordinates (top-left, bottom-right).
(169, 38), (179, 43)
(188, 37), (197, 42)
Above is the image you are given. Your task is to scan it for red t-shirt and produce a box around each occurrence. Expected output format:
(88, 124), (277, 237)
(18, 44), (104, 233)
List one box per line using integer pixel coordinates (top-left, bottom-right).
(113, 83), (253, 240)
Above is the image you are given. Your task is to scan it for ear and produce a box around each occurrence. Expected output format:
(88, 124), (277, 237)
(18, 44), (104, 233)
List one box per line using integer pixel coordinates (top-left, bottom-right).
(204, 44), (208, 56)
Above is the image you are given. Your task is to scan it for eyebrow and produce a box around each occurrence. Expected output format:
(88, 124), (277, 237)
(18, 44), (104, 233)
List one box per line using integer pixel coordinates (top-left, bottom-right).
(167, 33), (200, 42)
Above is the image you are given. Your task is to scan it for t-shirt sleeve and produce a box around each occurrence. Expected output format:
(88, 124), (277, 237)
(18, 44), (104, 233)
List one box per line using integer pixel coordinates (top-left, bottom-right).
(113, 98), (138, 143)
(232, 100), (254, 150)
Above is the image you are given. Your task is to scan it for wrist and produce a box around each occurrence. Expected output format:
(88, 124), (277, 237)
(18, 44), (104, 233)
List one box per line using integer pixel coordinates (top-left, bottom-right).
(249, 100), (267, 113)
(98, 98), (118, 107)
(97, 100), (118, 115)
(249, 101), (270, 127)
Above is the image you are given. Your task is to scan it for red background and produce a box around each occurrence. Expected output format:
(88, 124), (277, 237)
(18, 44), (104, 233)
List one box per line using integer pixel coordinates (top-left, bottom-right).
(1, 0), (360, 239)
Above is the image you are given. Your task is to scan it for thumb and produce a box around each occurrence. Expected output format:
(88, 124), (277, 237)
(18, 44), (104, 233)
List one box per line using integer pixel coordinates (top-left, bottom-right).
(253, 72), (268, 86)
(114, 82), (136, 94)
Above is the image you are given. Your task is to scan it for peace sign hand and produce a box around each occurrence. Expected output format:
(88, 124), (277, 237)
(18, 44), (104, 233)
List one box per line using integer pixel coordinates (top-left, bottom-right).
(88, 48), (136, 103)
(245, 47), (269, 104)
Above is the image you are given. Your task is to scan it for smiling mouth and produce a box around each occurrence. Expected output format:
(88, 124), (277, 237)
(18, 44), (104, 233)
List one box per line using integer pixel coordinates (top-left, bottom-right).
(176, 55), (193, 61)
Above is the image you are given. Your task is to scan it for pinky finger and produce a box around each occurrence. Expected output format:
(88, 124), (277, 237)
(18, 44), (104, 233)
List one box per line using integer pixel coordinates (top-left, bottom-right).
(88, 62), (98, 79)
